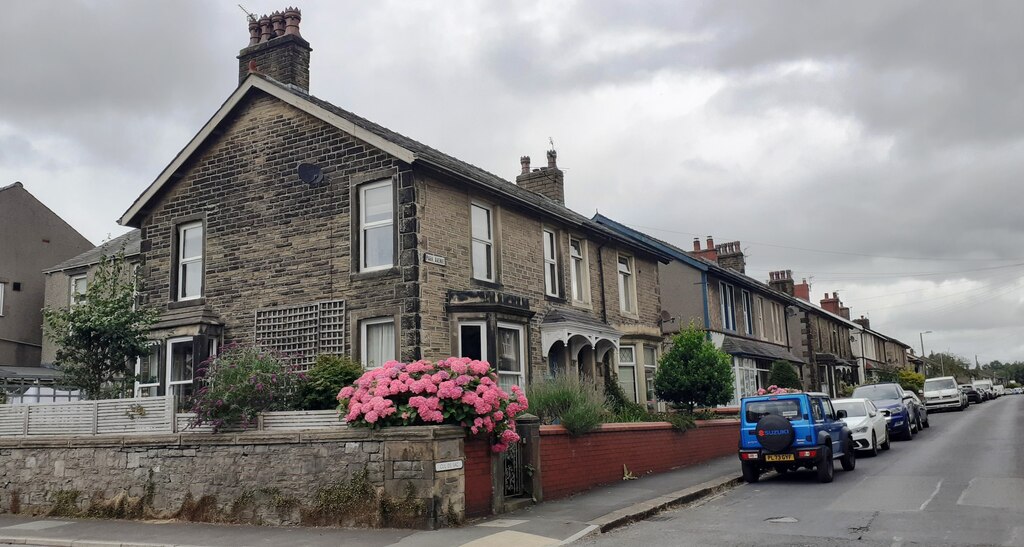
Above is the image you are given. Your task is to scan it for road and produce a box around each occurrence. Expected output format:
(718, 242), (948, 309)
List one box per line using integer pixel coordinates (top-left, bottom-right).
(582, 394), (1024, 547)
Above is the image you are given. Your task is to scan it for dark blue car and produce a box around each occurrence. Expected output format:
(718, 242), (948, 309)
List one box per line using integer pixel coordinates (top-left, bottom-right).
(851, 383), (916, 441)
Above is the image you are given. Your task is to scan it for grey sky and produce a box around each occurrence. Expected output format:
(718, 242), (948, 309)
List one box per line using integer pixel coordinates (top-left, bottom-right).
(3, 1), (1022, 363)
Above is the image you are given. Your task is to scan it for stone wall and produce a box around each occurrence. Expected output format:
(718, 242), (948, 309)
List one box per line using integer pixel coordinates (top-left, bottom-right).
(0, 426), (465, 529)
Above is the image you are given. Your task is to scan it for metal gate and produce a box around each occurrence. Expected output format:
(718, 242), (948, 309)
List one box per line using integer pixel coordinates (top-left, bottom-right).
(502, 438), (526, 497)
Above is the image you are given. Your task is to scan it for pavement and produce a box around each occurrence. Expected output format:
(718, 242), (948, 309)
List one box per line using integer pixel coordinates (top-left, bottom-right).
(0, 455), (741, 547)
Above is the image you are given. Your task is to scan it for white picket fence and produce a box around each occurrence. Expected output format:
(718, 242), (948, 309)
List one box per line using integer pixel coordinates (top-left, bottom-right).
(0, 395), (345, 436)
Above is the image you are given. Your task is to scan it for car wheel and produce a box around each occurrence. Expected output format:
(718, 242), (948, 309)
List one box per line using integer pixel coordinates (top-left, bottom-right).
(958, 401), (966, 411)
(741, 461), (760, 483)
(840, 436), (856, 471)
(881, 430), (891, 450)
(902, 419), (914, 441)
(817, 447), (834, 483)
(923, 415), (930, 428)
(868, 432), (879, 457)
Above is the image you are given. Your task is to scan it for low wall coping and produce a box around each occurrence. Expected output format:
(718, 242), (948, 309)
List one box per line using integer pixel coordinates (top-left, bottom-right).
(0, 424), (466, 449)
(539, 420), (739, 436)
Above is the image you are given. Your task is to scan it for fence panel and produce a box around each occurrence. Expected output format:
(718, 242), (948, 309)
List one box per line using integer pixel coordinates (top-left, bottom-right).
(26, 401), (96, 436)
(0, 405), (26, 435)
(95, 397), (175, 434)
(262, 410), (345, 431)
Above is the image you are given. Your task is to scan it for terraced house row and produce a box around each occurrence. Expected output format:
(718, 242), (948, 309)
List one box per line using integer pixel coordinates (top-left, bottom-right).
(37, 9), (914, 406)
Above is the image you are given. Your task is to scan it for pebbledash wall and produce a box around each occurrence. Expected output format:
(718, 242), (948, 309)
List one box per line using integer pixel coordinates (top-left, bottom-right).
(0, 426), (465, 529)
(538, 421), (739, 502)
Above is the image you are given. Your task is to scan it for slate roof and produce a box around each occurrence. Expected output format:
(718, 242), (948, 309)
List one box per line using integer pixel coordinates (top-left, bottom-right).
(44, 230), (141, 273)
(542, 307), (619, 331)
(255, 78), (673, 262)
(721, 335), (805, 364)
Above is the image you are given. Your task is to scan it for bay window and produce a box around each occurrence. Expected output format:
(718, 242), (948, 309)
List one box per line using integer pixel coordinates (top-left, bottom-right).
(618, 345), (638, 403)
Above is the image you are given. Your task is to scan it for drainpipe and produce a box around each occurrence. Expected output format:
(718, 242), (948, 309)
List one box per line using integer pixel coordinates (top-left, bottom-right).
(596, 238), (608, 324)
(700, 271), (711, 339)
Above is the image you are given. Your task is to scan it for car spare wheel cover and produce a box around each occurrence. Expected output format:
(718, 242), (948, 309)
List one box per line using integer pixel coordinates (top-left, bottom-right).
(755, 415), (795, 452)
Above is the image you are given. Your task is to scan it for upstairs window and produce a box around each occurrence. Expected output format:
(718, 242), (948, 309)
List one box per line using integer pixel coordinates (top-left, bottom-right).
(543, 229), (558, 297)
(771, 302), (785, 343)
(756, 297), (766, 340)
(177, 221), (204, 300)
(471, 203), (494, 281)
(69, 274), (88, 307)
(617, 255), (636, 314)
(569, 238), (589, 303)
(359, 180), (394, 272)
(0, 283), (4, 316)
(741, 290), (754, 335)
(720, 282), (736, 331)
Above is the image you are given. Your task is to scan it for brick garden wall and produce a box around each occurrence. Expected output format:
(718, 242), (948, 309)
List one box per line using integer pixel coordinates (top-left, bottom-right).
(463, 436), (494, 518)
(539, 421), (739, 501)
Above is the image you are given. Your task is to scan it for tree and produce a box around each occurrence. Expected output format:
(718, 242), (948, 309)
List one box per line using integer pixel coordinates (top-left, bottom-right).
(654, 324), (734, 412)
(43, 252), (156, 400)
(767, 360), (802, 390)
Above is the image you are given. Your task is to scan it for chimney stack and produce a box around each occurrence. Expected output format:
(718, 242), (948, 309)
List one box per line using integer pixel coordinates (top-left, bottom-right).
(237, 7), (312, 91)
(768, 270), (795, 296)
(853, 315), (871, 330)
(820, 292), (844, 315)
(793, 278), (810, 301)
(691, 235), (718, 262)
(515, 148), (564, 204)
(715, 241), (746, 274)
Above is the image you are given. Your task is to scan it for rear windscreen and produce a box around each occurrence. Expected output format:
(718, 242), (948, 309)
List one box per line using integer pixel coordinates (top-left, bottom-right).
(746, 400), (802, 423)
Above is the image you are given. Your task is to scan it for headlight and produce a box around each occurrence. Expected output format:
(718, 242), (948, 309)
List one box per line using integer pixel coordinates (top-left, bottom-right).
(853, 426), (869, 433)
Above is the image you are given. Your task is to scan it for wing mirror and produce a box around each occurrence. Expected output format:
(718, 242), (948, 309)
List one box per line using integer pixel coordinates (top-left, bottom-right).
(836, 409), (848, 419)
(869, 411), (877, 417)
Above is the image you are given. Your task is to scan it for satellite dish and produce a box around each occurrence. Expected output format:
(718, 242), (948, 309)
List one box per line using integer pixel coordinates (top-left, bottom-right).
(297, 163), (325, 186)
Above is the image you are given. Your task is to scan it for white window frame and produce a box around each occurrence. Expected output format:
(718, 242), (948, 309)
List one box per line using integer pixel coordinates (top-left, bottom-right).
(771, 302), (785, 343)
(617, 255), (637, 314)
(569, 237), (590, 304)
(496, 322), (526, 390)
(0, 282), (5, 316)
(720, 282), (736, 331)
(756, 297), (766, 340)
(741, 290), (754, 335)
(134, 344), (161, 398)
(643, 344), (658, 403)
(177, 221), (204, 301)
(543, 228), (559, 297)
(166, 336), (195, 403)
(360, 317), (396, 369)
(618, 344), (638, 403)
(359, 179), (394, 272)
(457, 320), (488, 361)
(471, 203), (495, 282)
(69, 274), (88, 308)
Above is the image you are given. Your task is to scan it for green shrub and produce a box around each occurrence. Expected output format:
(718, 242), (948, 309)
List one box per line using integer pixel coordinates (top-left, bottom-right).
(655, 324), (734, 412)
(190, 345), (306, 432)
(300, 354), (364, 410)
(767, 361), (802, 390)
(526, 373), (608, 436)
(898, 369), (925, 393)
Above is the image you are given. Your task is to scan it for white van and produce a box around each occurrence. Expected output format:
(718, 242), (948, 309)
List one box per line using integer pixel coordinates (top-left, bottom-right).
(972, 379), (994, 400)
(923, 376), (966, 411)
(994, 385), (1005, 397)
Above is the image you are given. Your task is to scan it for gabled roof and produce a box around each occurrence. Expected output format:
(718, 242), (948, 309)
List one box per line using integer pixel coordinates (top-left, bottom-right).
(119, 75), (671, 262)
(44, 230), (141, 273)
(592, 214), (707, 271)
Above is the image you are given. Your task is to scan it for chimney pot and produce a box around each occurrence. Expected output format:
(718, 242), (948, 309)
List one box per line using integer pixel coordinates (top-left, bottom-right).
(520, 156), (530, 175)
(259, 15), (273, 43)
(833, 291), (838, 299)
(247, 18), (260, 46)
(706, 236), (714, 250)
(693, 238), (700, 252)
(271, 12), (286, 37)
(284, 7), (302, 37)
(547, 149), (557, 169)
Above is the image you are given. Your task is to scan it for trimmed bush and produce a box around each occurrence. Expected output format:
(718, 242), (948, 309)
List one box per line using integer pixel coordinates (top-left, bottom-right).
(767, 361), (802, 390)
(655, 325), (734, 412)
(300, 354), (364, 410)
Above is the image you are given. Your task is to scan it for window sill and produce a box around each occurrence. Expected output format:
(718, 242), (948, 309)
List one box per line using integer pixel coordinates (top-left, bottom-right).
(470, 278), (502, 290)
(350, 267), (399, 282)
(168, 298), (206, 310)
(544, 294), (567, 304)
(570, 300), (593, 310)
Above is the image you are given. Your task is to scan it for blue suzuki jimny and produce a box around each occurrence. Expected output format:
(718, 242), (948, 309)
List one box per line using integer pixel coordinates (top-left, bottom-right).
(738, 392), (856, 483)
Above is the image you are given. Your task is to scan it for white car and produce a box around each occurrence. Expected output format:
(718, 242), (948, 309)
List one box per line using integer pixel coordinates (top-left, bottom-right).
(924, 376), (967, 411)
(833, 398), (890, 456)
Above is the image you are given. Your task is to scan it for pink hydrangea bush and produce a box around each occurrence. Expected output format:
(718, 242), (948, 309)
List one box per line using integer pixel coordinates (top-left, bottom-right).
(756, 384), (802, 396)
(337, 357), (529, 453)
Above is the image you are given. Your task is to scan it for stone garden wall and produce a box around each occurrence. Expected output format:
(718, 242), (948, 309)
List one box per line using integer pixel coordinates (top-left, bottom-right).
(0, 425), (466, 529)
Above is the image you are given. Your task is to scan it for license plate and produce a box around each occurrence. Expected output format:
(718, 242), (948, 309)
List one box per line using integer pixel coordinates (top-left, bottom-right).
(764, 454), (795, 462)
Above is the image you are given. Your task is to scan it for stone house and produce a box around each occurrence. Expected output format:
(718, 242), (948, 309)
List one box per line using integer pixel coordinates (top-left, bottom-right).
(592, 218), (805, 404)
(115, 10), (670, 405)
(851, 315), (911, 384)
(0, 182), (93, 368)
(40, 230), (142, 367)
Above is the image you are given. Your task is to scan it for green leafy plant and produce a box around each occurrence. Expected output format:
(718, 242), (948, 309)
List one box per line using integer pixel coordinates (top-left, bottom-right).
(767, 361), (802, 390)
(654, 324), (734, 412)
(898, 369), (925, 393)
(526, 373), (608, 436)
(189, 344), (307, 432)
(43, 251), (156, 400)
(299, 354), (364, 410)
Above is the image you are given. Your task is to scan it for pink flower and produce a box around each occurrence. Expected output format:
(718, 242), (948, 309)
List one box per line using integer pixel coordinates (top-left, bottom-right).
(337, 386), (354, 400)
(469, 360), (490, 375)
